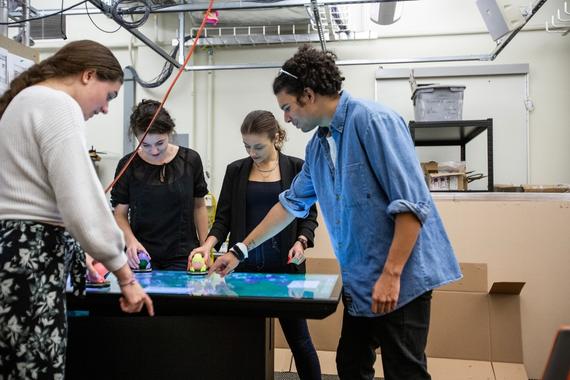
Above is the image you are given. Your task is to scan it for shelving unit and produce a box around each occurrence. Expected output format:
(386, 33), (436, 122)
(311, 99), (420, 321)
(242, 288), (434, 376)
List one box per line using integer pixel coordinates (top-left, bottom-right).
(409, 118), (494, 191)
(78, 0), (548, 69)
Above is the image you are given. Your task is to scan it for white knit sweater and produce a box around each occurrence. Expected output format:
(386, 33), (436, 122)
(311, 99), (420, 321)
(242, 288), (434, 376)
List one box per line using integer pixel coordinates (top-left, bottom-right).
(0, 85), (127, 271)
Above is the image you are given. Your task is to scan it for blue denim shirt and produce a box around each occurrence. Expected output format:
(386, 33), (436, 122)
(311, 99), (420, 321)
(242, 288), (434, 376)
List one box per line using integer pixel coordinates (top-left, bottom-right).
(279, 91), (462, 317)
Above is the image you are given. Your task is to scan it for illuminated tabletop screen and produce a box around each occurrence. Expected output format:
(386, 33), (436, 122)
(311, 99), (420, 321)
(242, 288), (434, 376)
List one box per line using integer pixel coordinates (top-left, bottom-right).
(70, 270), (342, 319)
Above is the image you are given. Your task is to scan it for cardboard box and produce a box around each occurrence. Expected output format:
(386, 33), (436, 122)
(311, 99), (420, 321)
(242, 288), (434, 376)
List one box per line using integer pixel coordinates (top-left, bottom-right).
(274, 258), (342, 351)
(276, 260), (527, 380)
(494, 184), (570, 193)
(421, 161), (439, 176)
(274, 348), (292, 372)
(428, 263), (526, 372)
(427, 357), (494, 380)
(421, 161), (469, 191)
(522, 184), (570, 193)
(293, 351), (385, 377)
(494, 184), (524, 192)
(426, 172), (467, 191)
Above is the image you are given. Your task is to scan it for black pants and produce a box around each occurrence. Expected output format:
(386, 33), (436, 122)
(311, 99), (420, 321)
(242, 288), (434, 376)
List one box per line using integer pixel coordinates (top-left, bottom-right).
(279, 317), (321, 380)
(336, 291), (432, 380)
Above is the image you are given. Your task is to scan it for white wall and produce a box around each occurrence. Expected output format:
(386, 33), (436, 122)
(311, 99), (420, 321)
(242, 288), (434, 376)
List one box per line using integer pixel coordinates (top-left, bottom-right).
(32, 0), (570, 195)
(27, 0), (569, 377)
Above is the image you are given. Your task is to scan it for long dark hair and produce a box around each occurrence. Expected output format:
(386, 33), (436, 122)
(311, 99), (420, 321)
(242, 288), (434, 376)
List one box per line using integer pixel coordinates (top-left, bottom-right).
(240, 110), (286, 151)
(0, 40), (123, 118)
(273, 44), (344, 102)
(129, 99), (176, 137)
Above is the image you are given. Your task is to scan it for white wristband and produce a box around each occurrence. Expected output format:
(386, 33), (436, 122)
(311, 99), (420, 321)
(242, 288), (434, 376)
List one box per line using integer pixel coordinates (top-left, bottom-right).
(235, 242), (248, 260)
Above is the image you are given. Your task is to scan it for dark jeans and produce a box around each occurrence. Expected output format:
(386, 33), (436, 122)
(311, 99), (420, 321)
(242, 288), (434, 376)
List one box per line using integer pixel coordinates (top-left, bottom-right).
(279, 317), (321, 380)
(336, 291), (432, 380)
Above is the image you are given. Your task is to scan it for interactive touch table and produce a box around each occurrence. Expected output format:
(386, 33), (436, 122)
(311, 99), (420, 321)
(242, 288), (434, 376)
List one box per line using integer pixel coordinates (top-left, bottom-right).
(66, 271), (341, 380)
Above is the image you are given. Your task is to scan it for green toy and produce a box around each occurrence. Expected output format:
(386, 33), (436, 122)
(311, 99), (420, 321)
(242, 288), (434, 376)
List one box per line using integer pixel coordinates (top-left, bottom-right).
(189, 253), (207, 272)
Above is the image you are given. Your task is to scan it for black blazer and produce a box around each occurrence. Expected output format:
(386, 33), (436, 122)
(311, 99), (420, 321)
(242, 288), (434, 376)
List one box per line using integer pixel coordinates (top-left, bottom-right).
(209, 152), (318, 273)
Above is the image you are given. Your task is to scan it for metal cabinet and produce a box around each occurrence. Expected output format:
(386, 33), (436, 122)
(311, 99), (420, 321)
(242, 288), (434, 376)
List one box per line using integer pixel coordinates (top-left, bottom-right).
(409, 119), (494, 191)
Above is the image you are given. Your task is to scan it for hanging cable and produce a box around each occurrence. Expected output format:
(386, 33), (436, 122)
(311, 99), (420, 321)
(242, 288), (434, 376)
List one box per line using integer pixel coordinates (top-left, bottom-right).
(0, 0), (86, 25)
(110, 0), (151, 29)
(86, 2), (121, 33)
(104, 0), (215, 193)
(125, 34), (197, 88)
(60, 0), (68, 39)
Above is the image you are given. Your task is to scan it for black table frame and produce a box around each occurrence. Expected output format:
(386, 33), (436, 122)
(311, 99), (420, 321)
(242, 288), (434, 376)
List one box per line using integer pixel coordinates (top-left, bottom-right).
(66, 274), (341, 380)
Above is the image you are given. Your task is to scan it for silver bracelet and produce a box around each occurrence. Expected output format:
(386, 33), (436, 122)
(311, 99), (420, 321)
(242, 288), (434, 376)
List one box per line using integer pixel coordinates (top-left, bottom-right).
(118, 278), (137, 288)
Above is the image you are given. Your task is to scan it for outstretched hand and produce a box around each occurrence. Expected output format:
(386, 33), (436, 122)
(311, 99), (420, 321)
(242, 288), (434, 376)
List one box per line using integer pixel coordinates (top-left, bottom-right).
(208, 252), (239, 277)
(119, 281), (154, 316)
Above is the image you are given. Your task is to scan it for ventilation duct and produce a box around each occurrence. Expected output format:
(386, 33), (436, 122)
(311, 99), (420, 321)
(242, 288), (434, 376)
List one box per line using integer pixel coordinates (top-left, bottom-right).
(370, 1), (403, 25)
(30, 14), (66, 40)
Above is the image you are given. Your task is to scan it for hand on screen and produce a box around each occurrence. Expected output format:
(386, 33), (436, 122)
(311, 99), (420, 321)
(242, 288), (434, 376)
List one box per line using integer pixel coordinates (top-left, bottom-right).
(208, 252), (239, 277)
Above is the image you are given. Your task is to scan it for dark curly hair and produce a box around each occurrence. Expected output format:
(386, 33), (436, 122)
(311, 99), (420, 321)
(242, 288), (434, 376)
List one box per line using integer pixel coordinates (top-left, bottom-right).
(240, 110), (287, 151)
(129, 99), (176, 137)
(272, 44), (344, 102)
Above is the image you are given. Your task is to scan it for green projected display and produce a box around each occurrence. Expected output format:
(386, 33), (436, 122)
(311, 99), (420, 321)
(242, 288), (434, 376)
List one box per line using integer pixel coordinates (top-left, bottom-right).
(91, 271), (339, 301)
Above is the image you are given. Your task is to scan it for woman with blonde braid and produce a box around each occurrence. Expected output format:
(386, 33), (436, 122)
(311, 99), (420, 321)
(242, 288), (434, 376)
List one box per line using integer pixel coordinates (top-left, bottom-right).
(0, 40), (153, 379)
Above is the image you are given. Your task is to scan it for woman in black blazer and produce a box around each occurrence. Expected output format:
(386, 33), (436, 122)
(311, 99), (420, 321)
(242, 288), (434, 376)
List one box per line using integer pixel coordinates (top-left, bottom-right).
(191, 110), (321, 380)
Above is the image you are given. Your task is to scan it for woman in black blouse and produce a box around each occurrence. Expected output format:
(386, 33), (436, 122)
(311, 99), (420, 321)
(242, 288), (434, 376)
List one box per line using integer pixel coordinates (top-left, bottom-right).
(190, 110), (321, 379)
(111, 100), (209, 270)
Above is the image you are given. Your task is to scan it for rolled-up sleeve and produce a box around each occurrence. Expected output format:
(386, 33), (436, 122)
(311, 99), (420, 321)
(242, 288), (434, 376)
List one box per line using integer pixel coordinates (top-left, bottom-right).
(279, 160), (317, 219)
(358, 110), (433, 225)
(386, 199), (431, 225)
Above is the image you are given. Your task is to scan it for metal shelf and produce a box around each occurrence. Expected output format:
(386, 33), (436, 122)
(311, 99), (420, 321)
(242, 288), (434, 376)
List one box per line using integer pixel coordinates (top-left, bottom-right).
(81, 0), (548, 69)
(409, 118), (494, 191)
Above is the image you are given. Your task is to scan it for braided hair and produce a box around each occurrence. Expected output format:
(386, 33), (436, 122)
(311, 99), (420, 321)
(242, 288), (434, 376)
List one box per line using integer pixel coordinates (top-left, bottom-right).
(0, 40), (123, 118)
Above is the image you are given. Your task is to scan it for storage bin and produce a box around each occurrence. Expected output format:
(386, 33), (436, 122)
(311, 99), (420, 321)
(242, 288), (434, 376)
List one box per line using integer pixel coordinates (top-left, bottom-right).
(412, 85), (466, 121)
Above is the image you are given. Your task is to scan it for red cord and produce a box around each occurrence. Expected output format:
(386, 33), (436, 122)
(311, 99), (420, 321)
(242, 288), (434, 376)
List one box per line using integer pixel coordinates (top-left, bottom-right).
(104, 0), (215, 194)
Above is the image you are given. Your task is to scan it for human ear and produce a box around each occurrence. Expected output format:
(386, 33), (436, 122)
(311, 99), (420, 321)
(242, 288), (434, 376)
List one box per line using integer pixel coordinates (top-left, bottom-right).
(81, 69), (97, 84)
(303, 87), (316, 103)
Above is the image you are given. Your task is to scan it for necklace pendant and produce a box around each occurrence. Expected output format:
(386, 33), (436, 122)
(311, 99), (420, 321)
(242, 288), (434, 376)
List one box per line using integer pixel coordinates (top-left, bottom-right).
(159, 164), (166, 183)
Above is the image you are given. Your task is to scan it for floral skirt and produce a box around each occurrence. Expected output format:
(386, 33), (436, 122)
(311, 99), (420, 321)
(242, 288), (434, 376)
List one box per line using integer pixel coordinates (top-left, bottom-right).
(0, 220), (86, 380)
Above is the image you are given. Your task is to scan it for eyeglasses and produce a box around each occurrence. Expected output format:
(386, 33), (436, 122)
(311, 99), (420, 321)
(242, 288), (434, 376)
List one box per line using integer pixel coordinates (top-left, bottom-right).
(278, 68), (299, 80)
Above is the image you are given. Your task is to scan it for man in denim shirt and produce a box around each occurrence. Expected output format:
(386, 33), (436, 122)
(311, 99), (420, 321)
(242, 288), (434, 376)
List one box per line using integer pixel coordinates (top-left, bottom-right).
(210, 45), (462, 380)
